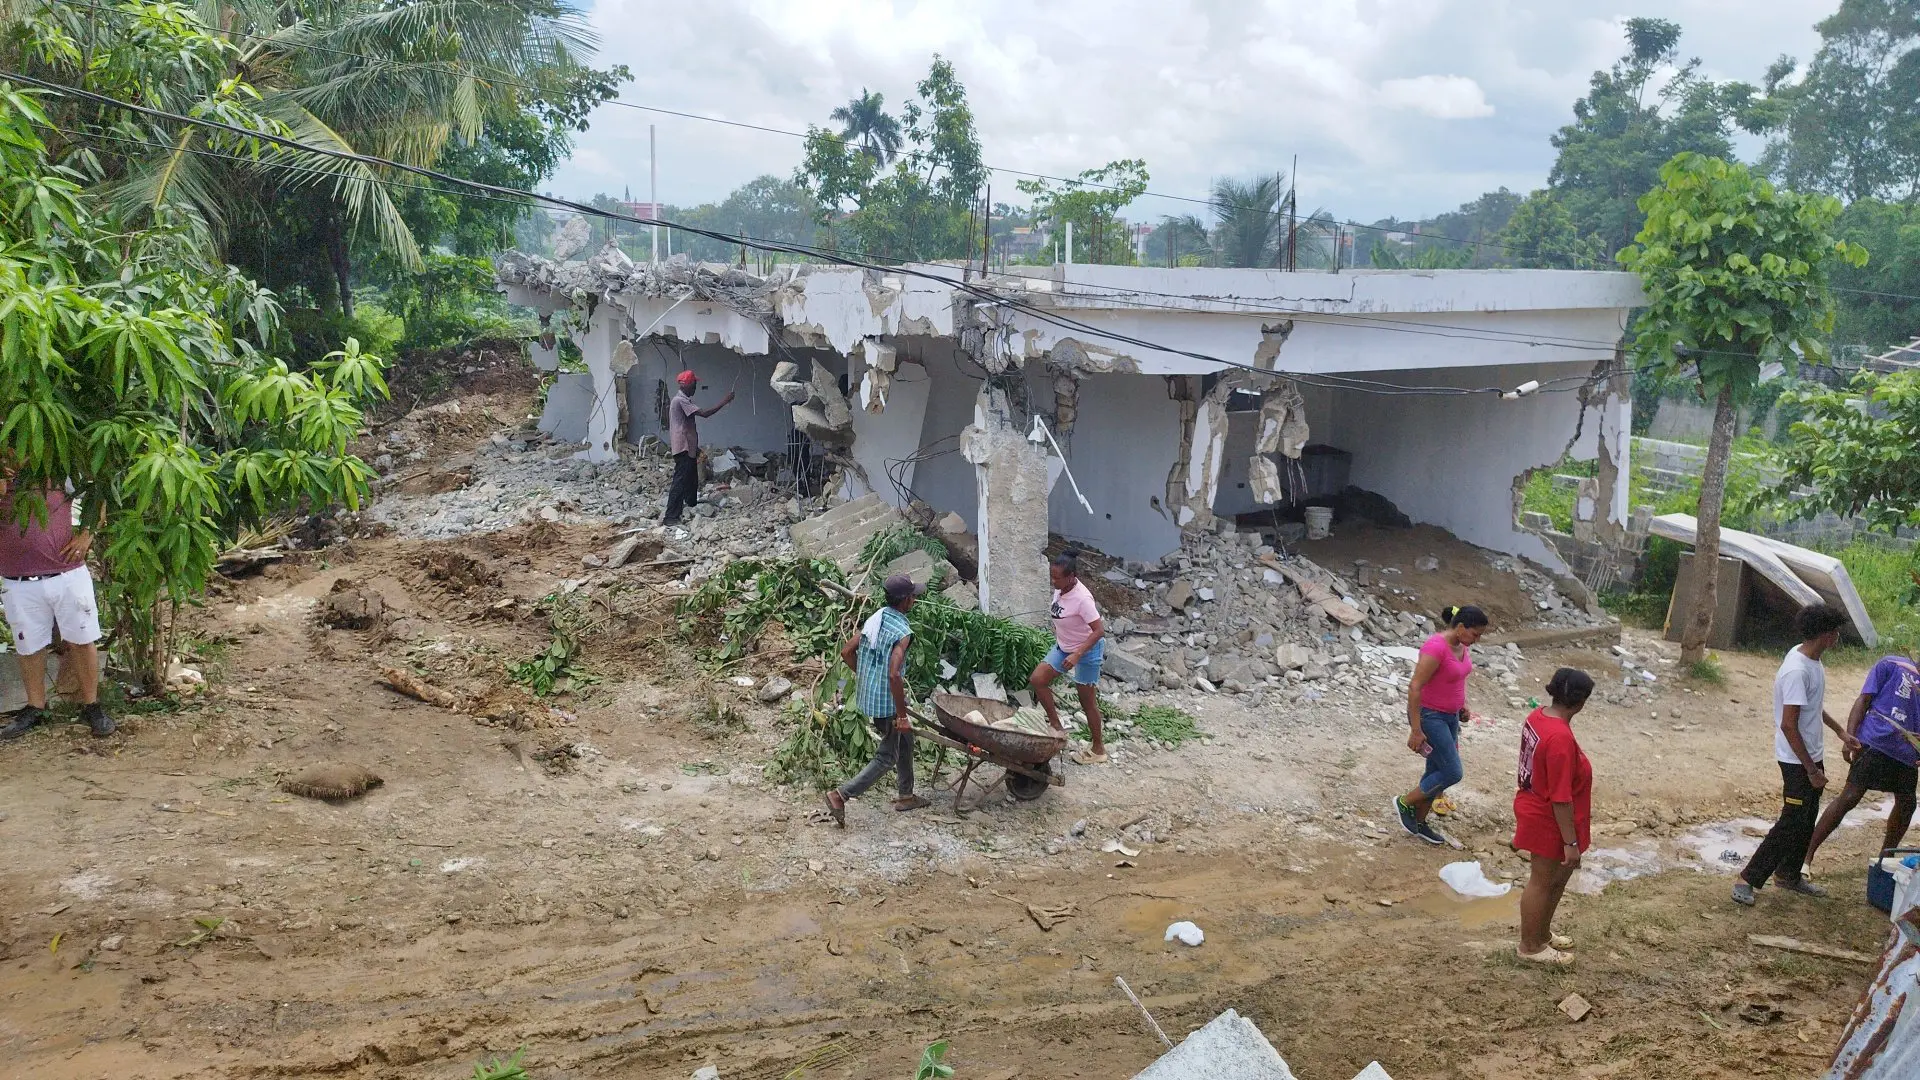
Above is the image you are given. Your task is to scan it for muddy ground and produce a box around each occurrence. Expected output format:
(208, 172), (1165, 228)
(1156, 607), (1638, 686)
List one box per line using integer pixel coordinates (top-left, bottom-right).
(0, 365), (1905, 1080)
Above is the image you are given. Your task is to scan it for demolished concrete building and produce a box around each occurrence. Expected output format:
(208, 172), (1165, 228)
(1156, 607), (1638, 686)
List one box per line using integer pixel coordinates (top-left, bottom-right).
(498, 247), (1645, 625)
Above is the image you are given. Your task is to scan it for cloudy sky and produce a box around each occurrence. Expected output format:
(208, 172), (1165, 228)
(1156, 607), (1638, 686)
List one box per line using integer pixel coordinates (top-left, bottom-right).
(550, 0), (1825, 225)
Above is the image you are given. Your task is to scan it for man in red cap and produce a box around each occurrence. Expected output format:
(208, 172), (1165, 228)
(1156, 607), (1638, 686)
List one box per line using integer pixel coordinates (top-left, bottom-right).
(664, 369), (734, 526)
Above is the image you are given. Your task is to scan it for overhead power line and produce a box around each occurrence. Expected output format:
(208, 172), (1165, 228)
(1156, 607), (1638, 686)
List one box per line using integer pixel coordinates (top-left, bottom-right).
(41, 0), (1560, 264)
(26, 70), (1853, 399)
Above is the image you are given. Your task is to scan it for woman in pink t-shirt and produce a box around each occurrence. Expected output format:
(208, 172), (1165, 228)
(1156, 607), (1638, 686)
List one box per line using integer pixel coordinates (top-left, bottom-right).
(1393, 603), (1488, 845)
(1029, 551), (1108, 764)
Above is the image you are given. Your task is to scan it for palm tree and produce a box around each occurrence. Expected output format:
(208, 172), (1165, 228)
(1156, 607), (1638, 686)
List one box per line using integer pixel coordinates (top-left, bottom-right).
(830, 89), (902, 167)
(108, 0), (600, 315)
(1210, 173), (1287, 267)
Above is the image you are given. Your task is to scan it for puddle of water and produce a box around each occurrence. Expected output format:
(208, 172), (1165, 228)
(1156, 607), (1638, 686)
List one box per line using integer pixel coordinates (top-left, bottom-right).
(1675, 818), (1773, 872)
(1572, 843), (1665, 895)
(1408, 890), (1519, 928)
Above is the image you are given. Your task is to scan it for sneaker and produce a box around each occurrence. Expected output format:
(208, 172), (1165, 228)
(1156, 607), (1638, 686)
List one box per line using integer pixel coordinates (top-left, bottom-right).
(81, 702), (115, 738)
(1775, 877), (1828, 898)
(1731, 880), (1757, 906)
(1411, 819), (1447, 846)
(1394, 796), (1431, 841)
(0, 706), (45, 741)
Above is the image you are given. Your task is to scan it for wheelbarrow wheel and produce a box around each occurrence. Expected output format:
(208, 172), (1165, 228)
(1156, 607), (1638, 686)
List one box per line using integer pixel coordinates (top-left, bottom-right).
(1005, 760), (1051, 801)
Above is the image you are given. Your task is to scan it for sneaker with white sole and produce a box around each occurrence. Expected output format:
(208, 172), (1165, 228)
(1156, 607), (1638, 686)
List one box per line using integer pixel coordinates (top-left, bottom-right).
(1394, 796), (1442, 844)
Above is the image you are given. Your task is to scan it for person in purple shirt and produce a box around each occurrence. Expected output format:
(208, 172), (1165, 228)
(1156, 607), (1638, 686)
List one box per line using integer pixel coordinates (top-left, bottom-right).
(1804, 652), (1919, 869)
(0, 467), (113, 740)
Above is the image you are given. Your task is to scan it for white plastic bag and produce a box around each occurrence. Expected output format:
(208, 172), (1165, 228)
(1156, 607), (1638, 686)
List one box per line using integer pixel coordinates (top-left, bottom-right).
(1439, 860), (1513, 898)
(1164, 920), (1205, 946)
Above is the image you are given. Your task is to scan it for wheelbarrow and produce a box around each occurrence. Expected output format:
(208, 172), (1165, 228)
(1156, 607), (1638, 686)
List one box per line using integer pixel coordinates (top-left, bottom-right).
(909, 692), (1066, 814)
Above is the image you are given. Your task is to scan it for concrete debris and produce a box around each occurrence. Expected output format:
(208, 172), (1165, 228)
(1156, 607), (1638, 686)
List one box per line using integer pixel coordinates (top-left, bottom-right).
(789, 493), (910, 578)
(1131, 1008), (1293, 1080)
(941, 579), (980, 611)
(495, 249), (778, 326)
(1559, 993), (1593, 1022)
(881, 547), (954, 591)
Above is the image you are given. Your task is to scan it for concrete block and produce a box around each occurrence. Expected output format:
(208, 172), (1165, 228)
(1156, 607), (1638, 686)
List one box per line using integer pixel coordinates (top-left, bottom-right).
(1131, 1008), (1296, 1080)
(881, 547), (953, 590)
(1666, 552), (1747, 650)
(941, 579), (979, 610)
(1102, 645), (1158, 687)
(1351, 1065), (1395, 1080)
(537, 372), (596, 445)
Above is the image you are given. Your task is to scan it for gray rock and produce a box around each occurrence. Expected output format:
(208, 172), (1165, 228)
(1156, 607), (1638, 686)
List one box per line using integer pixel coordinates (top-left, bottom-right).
(1102, 645), (1158, 686)
(1274, 643), (1311, 671)
(1129, 1008), (1297, 1080)
(758, 677), (794, 703)
(1166, 579), (1195, 610)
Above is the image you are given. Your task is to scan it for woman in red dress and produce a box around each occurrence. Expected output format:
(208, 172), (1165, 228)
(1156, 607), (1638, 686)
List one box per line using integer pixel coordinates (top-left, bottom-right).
(1513, 667), (1596, 967)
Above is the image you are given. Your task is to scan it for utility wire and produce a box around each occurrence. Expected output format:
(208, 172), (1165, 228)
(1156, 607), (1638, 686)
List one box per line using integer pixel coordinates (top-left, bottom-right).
(39, 0), (1553, 263)
(23, 72), (1859, 401)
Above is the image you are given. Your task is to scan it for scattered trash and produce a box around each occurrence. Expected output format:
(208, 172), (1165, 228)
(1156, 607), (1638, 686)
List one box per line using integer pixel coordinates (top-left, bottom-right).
(280, 763), (384, 800)
(1559, 993), (1593, 1022)
(1439, 861), (1513, 898)
(1026, 902), (1078, 931)
(1165, 921), (1205, 946)
(1101, 839), (1140, 858)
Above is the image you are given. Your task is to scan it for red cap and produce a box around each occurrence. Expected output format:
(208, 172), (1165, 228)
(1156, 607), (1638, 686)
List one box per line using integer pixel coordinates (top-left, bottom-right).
(676, 370), (698, 389)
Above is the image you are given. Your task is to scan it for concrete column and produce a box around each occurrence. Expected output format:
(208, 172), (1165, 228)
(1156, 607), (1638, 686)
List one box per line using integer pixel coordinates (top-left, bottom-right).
(961, 385), (1051, 626)
(571, 302), (623, 464)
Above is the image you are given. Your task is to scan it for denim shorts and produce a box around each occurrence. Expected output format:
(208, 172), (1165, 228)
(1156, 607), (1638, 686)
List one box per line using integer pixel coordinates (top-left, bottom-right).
(1418, 707), (1465, 797)
(1045, 638), (1105, 685)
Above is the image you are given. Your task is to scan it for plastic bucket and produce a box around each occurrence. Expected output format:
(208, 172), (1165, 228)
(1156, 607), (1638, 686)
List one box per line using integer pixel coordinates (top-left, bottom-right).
(1868, 850), (1920, 913)
(1304, 506), (1333, 540)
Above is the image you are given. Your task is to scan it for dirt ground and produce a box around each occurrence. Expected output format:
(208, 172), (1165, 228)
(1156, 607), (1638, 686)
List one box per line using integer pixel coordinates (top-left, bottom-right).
(0, 372), (1906, 1080)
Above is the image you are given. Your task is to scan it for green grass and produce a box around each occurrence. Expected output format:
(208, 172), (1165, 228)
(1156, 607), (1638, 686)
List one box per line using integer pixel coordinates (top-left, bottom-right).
(1818, 540), (1920, 662)
(1518, 457), (1598, 533)
(1685, 655), (1726, 685)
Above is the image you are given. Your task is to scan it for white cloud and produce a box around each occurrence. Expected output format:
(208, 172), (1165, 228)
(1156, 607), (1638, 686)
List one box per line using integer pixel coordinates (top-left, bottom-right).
(550, 0), (1825, 224)
(1377, 75), (1495, 119)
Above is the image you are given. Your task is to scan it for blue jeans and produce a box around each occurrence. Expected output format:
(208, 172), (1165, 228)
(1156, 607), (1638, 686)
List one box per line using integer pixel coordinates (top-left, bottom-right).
(1045, 639), (1105, 685)
(1418, 708), (1464, 797)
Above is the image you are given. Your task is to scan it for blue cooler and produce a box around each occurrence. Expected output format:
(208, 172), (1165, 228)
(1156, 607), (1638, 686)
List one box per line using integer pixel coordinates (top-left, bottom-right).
(1867, 849), (1920, 913)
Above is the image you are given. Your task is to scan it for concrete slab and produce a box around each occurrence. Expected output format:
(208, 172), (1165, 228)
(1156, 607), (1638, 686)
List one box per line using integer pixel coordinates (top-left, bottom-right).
(1131, 1008), (1296, 1080)
(1650, 513), (1876, 646)
(537, 372), (596, 445)
(791, 493), (912, 578)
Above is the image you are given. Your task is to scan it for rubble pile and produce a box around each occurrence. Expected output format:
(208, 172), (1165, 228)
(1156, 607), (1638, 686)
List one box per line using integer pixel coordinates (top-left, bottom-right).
(1097, 520), (1610, 722)
(494, 247), (779, 321)
(363, 416), (805, 576)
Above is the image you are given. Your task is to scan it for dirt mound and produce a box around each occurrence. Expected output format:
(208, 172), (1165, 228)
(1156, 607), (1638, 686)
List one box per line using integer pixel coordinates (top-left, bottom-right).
(280, 762), (383, 800)
(418, 548), (501, 594)
(322, 579), (386, 629)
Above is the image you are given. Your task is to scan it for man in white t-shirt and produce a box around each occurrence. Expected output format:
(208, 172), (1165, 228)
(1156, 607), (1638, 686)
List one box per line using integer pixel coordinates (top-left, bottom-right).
(1734, 604), (1855, 905)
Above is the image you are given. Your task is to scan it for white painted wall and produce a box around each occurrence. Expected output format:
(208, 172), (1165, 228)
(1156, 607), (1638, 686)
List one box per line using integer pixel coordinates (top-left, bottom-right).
(622, 342), (794, 453)
(1047, 373), (1185, 563)
(1325, 360), (1604, 570)
(844, 356), (934, 507)
(907, 341), (987, 529)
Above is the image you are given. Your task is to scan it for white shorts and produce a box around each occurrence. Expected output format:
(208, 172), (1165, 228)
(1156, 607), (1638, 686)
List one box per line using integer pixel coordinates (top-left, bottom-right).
(0, 567), (102, 655)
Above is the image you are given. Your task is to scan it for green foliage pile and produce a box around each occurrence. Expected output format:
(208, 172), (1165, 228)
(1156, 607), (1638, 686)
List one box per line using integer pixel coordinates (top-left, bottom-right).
(858, 525), (951, 586)
(678, 553), (1056, 789)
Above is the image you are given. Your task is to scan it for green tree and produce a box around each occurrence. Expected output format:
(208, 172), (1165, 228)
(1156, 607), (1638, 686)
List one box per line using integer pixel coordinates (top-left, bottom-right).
(795, 56), (986, 261)
(0, 83), (386, 689)
(1758, 0), (1920, 203)
(1549, 18), (1762, 259)
(1208, 173), (1287, 268)
(1146, 213), (1208, 267)
(668, 175), (822, 262)
(1618, 153), (1866, 662)
(1827, 198), (1920, 352)
(829, 89), (903, 167)
(1772, 368), (1920, 538)
(1017, 159), (1149, 265)
(11, 0), (626, 329)
(1498, 189), (1608, 269)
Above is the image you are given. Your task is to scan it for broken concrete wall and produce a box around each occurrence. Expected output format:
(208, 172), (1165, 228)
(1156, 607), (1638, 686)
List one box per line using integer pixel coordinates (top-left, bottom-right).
(1047, 373), (1184, 562)
(571, 301), (623, 463)
(844, 349), (932, 508)
(962, 385), (1052, 626)
(622, 342), (796, 454)
(537, 372), (596, 445)
(902, 339), (986, 530)
(1325, 360), (1601, 569)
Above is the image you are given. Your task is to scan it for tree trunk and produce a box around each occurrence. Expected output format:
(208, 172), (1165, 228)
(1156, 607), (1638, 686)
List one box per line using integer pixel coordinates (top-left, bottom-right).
(1681, 382), (1739, 664)
(327, 212), (354, 319)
